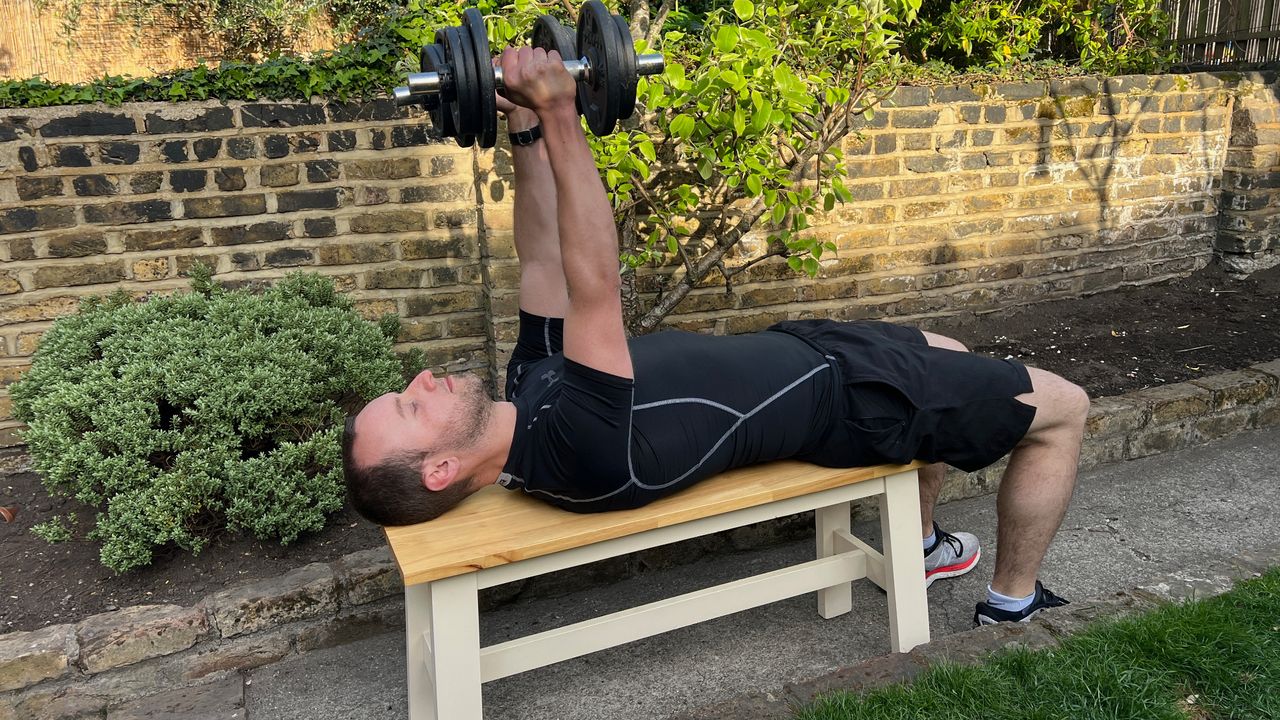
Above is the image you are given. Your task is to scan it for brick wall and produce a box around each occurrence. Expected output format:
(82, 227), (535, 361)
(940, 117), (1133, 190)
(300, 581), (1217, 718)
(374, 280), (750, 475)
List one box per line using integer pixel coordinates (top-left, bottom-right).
(2, 71), (1278, 446)
(0, 100), (488, 446)
(1218, 75), (1280, 273)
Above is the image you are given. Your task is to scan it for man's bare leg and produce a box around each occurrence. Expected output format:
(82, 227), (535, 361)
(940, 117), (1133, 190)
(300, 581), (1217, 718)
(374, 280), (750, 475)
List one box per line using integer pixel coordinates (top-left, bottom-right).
(990, 367), (1088, 597)
(917, 462), (945, 537)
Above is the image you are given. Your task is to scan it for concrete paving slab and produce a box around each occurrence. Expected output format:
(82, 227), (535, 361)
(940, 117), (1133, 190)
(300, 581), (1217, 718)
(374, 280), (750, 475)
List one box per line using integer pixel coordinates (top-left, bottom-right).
(243, 425), (1280, 720)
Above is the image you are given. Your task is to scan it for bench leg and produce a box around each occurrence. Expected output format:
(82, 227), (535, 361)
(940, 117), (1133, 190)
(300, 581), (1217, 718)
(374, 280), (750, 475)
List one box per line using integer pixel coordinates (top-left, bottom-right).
(815, 501), (853, 618)
(405, 574), (483, 720)
(879, 469), (930, 653)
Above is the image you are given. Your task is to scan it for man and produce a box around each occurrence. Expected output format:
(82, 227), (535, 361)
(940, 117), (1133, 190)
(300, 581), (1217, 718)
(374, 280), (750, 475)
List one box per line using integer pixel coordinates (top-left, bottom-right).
(344, 46), (1090, 625)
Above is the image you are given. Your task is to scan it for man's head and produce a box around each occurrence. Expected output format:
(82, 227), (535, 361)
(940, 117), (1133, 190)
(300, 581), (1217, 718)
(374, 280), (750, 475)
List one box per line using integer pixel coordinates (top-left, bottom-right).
(343, 370), (494, 526)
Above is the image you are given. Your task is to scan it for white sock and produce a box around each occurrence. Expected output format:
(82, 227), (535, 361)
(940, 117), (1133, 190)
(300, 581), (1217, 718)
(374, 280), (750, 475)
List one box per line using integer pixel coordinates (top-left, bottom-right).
(922, 529), (936, 550)
(986, 584), (1035, 612)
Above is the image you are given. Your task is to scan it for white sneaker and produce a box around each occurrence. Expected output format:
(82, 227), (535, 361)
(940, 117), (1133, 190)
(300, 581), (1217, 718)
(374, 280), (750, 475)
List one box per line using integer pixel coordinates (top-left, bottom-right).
(924, 522), (981, 588)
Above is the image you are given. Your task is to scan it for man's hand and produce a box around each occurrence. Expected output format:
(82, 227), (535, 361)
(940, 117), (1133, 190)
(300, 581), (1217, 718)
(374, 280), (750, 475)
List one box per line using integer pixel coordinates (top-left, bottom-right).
(498, 47), (576, 115)
(494, 57), (540, 133)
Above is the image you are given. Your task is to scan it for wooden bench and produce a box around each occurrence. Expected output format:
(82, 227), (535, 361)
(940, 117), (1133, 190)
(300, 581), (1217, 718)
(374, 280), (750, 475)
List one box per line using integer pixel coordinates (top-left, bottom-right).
(384, 460), (930, 720)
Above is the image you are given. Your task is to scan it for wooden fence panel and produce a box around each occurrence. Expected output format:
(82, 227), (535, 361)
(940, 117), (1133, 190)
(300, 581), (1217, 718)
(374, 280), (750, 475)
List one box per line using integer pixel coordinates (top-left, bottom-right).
(1165, 0), (1280, 67)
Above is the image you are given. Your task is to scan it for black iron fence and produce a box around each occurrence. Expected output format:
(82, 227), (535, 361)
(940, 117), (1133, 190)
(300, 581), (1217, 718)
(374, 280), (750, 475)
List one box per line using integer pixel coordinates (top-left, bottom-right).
(1164, 0), (1280, 68)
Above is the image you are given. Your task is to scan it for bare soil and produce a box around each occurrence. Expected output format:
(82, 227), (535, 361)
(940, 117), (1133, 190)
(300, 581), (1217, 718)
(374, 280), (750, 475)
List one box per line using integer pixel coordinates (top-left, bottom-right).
(2, 261), (1278, 634)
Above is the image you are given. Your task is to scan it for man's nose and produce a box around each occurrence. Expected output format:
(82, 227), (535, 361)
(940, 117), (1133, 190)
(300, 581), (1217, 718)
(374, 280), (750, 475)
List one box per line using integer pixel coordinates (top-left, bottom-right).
(420, 370), (437, 391)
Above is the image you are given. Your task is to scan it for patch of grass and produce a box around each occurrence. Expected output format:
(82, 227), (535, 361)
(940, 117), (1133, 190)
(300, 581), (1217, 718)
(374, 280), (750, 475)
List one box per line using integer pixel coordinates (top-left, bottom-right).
(796, 568), (1280, 720)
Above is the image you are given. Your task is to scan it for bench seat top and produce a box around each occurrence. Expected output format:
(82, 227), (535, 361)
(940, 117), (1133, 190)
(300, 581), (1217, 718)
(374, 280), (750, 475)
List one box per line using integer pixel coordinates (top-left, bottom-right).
(384, 460), (922, 586)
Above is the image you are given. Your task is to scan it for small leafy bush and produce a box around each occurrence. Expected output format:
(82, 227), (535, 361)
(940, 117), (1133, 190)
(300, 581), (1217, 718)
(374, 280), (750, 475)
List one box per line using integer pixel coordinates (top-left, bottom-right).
(905, 0), (1173, 74)
(10, 269), (408, 572)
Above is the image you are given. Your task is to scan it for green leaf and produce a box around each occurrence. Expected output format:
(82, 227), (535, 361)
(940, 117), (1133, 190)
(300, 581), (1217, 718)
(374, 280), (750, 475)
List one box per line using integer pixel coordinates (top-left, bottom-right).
(669, 114), (696, 140)
(803, 257), (820, 276)
(715, 26), (739, 54)
(733, 0), (756, 20)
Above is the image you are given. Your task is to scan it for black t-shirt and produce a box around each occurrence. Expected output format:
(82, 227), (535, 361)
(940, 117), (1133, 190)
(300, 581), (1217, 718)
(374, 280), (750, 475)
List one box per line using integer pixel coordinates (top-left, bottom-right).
(499, 311), (837, 512)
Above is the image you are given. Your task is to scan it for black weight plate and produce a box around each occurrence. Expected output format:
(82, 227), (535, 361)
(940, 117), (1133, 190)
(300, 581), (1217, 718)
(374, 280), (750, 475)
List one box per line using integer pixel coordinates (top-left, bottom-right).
(444, 26), (477, 147)
(463, 8), (498, 148)
(577, 0), (623, 135)
(612, 14), (638, 121)
(532, 15), (576, 59)
(424, 43), (455, 137)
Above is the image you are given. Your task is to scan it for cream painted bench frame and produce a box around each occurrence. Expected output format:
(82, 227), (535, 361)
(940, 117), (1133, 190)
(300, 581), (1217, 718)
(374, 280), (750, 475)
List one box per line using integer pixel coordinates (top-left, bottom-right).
(384, 460), (929, 720)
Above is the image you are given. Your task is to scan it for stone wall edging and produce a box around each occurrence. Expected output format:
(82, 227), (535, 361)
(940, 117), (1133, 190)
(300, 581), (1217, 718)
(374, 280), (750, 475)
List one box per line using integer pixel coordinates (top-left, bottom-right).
(3, 359), (1280, 718)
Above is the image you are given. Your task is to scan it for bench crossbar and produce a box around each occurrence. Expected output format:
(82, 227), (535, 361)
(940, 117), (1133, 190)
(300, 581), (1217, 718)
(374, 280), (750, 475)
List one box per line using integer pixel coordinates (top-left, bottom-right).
(480, 548), (869, 681)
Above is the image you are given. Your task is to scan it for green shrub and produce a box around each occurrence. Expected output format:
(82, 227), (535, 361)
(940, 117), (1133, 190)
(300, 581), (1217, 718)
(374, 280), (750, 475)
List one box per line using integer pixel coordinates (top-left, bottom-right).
(10, 269), (409, 572)
(905, 0), (1173, 74)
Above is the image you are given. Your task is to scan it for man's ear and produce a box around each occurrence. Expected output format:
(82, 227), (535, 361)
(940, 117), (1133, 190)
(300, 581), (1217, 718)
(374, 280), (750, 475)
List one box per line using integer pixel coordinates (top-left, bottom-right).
(421, 455), (461, 492)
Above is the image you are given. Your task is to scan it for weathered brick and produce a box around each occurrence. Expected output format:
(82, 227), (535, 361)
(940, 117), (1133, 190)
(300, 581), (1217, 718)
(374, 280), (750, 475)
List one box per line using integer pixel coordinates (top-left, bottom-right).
(306, 159), (340, 183)
(405, 291), (481, 315)
(229, 252), (259, 271)
(73, 174), (119, 196)
(51, 144), (91, 167)
(904, 154), (952, 173)
(0, 273), (21, 295)
(184, 195), (267, 219)
(132, 258), (170, 280)
(47, 232), (107, 258)
(317, 242), (395, 265)
(211, 222), (290, 246)
(356, 186), (391, 206)
(304, 217), (337, 238)
(18, 145), (39, 171)
(227, 137), (257, 159)
(328, 130), (357, 151)
(208, 562), (336, 638)
(995, 81), (1046, 99)
(193, 138), (222, 161)
(1, 205), (74, 235)
(76, 604), (208, 674)
(1128, 383), (1213, 425)
(83, 199), (172, 225)
(891, 110), (939, 128)
(0, 118), (28, 142)
(434, 208), (476, 228)
(1189, 370), (1274, 409)
(1191, 407), (1255, 443)
(398, 183), (467, 204)
(169, 169), (207, 193)
(263, 134), (290, 158)
(16, 176), (64, 200)
(0, 624), (74, 692)
(124, 227), (204, 252)
(345, 158), (420, 180)
(392, 125), (430, 147)
(886, 86), (930, 107)
(399, 236), (468, 260)
(33, 261), (125, 288)
(1085, 396), (1149, 438)
(265, 248), (313, 267)
(326, 100), (398, 122)
(366, 267), (425, 289)
(215, 167), (247, 192)
(41, 111), (135, 137)
(160, 139), (188, 163)
(428, 155), (456, 176)
(130, 171), (162, 194)
(289, 133), (322, 153)
(1249, 360), (1280, 384)
(0, 295), (78, 324)
(144, 107), (234, 134)
(261, 163), (300, 187)
(277, 188), (344, 212)
(242, 103), (326, 128)
(350, 210), (427, 234)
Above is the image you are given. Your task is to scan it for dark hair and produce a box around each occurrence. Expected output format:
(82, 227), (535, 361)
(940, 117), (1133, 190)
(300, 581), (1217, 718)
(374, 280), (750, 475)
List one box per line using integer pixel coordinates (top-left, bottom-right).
(342, 415), (473, 526)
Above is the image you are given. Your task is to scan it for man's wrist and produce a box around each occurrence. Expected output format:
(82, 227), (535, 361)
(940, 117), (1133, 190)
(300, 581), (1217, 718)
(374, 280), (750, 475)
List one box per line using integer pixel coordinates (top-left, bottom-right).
(535, 103), (584, 131)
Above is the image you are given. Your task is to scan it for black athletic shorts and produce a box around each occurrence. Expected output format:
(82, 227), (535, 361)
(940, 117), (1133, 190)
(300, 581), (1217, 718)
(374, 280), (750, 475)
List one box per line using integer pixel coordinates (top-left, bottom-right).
(771, 320), (1037, 472)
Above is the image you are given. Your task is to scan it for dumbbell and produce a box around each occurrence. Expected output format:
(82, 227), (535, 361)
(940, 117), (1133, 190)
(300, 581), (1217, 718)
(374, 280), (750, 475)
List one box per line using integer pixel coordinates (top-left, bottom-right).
(393, 2), (665, 147)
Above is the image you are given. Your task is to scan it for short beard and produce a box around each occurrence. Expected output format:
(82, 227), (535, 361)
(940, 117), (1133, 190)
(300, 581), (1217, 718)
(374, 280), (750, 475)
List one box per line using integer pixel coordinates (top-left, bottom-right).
(444, 378), (493, 450)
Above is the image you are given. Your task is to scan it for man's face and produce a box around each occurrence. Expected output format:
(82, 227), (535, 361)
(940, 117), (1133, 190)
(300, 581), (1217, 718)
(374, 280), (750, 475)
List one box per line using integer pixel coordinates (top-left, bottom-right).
(350, 370), (492, 470)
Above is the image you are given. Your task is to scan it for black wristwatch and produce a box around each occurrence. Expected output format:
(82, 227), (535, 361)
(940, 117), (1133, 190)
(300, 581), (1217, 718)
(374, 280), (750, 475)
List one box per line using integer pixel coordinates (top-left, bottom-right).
(508, 125), (542, 146)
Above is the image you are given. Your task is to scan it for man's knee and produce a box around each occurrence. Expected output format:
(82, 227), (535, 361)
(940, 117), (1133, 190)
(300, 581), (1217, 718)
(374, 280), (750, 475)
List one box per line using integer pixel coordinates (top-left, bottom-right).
(1020, 368), (1089, 437)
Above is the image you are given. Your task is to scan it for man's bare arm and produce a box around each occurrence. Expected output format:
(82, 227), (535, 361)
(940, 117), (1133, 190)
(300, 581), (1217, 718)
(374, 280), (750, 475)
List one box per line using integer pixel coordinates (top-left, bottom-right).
(504, 96), (570, 318)
(500, 47), (632, 380)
